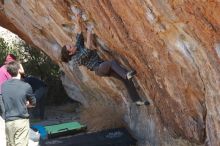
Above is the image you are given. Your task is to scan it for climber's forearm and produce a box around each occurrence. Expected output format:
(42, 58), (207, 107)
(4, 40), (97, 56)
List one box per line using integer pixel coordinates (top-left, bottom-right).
(86, 30), (92, 49)
(75, 14), (82, 34)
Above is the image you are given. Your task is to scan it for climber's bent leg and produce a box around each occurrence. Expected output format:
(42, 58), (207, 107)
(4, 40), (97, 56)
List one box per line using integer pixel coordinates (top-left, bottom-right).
(94, 61), (112, 76)
(111, 73), (150, 106)
(95, 60), (136, 80)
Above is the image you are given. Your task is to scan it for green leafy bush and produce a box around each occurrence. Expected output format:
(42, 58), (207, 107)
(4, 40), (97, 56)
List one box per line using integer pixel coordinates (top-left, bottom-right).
(0, 38), (69, 105)
(0, 38), (19, 65)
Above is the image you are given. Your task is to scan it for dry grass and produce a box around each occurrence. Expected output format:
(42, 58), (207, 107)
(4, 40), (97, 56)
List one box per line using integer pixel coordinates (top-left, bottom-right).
(80, 100), (125, 131)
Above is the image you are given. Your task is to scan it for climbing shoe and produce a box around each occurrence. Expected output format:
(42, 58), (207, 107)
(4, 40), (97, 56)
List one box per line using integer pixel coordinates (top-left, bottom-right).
(135, 100), (150, 106)
(126, 70), (137, 80)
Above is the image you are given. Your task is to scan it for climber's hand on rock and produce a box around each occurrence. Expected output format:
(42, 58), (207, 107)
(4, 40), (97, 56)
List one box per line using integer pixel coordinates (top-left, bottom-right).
(76, 13), (81, 23)
(87, 23), (94, 33)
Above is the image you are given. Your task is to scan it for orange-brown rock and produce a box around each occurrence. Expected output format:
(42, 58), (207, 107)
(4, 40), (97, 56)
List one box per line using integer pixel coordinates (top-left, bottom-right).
(1, 0), (220, 145)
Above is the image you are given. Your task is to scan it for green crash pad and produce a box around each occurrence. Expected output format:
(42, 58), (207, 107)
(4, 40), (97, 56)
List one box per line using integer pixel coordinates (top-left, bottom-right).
(45, 122), (87, 138)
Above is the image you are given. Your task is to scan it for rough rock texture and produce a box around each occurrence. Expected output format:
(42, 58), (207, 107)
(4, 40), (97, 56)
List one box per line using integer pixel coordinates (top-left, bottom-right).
(1, 0), (220, 145)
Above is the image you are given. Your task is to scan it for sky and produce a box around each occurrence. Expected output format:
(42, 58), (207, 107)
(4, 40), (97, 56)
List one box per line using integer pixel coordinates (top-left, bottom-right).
(0, 26), (21, 45)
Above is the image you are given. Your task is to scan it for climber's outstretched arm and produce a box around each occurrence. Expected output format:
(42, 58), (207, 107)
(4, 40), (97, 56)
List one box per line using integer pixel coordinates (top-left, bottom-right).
(75, 13), (82, 34)
(86, 29), (92, 49)
(75, 12), (95, 50)
(86, 23), (95, 49)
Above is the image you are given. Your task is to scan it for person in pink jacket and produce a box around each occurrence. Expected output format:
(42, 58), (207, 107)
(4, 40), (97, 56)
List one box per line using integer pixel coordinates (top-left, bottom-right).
(0, 54), (16, 92)
(0, 54), (24, 92)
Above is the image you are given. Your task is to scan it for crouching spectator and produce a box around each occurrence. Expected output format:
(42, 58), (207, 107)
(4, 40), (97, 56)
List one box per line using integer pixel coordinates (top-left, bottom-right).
(24, 76), (48, 120)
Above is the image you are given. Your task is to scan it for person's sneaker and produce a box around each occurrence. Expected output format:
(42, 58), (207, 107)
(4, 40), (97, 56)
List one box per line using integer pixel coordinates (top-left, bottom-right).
(135, 100), (150, 106)
(126, 70), (137, 80)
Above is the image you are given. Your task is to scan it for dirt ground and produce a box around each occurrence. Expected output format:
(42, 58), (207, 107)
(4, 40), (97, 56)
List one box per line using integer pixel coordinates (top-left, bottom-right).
(31, 102), (81, 126)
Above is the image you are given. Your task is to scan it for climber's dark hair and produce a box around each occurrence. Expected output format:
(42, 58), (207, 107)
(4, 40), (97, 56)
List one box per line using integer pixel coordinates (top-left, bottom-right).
(61, 45), (72, 62)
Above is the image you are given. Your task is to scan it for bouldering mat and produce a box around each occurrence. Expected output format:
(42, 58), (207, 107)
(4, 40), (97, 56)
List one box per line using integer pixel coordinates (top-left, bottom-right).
(44, 122), (87, 138)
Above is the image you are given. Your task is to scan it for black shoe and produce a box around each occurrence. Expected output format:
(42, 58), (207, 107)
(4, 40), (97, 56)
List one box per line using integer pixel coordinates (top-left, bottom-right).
(126, 70), (137, 80)
(135, 100), (150, 106)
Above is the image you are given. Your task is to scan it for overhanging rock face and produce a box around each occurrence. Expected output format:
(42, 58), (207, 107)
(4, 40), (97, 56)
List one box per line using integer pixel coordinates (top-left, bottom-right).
(1, 0), (220, 145)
